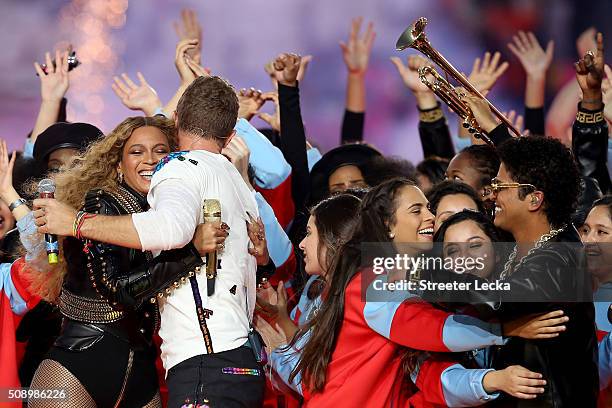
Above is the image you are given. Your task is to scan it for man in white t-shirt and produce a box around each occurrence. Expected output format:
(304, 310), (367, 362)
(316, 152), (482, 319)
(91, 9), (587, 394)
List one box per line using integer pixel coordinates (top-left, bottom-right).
(35, 76), (266, 407)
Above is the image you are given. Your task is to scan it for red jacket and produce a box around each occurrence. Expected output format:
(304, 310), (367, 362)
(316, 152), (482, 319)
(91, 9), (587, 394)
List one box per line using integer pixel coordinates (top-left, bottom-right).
(301, 271), (505, 407)
(0, 258), (41, 408)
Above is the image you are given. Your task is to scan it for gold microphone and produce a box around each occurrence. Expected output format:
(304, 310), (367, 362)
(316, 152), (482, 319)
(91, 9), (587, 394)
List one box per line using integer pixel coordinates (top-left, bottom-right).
(202, 199), (221, 296)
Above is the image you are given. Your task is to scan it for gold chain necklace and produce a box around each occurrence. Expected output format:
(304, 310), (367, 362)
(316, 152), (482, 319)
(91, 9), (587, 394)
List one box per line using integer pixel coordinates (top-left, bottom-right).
(500, 225), (566, 280)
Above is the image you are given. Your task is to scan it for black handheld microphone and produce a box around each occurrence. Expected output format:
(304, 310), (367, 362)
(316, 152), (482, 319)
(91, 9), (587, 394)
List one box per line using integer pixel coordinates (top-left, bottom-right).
(38, 179), (59, 264)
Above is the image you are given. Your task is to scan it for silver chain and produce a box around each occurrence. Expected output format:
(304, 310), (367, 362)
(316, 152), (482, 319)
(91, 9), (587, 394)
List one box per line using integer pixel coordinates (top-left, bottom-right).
(499, 225), (566, 280)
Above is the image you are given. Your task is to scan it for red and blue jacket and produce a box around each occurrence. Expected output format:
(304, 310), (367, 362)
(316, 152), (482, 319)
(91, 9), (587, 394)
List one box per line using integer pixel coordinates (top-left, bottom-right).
(271, 271), (506, 407)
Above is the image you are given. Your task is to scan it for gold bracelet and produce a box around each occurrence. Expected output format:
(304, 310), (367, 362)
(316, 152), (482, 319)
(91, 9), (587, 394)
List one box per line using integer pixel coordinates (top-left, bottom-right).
(576, 110), (604, 124)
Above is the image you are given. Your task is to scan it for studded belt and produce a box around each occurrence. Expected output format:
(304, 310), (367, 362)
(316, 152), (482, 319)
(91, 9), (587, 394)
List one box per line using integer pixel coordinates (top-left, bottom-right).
(58, 289), (123, 324)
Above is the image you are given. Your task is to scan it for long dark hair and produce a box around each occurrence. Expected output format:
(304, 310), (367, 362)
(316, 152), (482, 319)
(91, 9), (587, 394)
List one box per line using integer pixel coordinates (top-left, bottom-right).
(290, 178), (421, 393)
(311, 194), (362, 275)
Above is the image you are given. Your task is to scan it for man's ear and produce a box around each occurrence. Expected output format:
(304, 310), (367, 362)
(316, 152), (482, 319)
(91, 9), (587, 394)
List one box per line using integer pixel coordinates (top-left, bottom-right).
(222, 130), (236, 149)
(528, 191), (545, 212)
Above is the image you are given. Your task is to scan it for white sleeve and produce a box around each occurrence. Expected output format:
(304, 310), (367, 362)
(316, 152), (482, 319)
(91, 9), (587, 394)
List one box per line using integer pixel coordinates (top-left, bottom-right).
(131, 177), (201, 251)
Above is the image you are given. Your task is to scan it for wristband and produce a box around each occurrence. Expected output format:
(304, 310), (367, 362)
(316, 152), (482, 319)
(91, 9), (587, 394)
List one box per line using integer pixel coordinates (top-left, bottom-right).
(8, 198), (27, 212)
(419, 107), (444, 123)
(73, 211), (96, 239)
(576, 110), (604, 124)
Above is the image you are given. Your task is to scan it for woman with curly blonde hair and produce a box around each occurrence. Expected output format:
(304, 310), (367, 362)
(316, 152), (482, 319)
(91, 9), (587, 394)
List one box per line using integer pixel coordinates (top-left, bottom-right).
(28, 116), (227, 408)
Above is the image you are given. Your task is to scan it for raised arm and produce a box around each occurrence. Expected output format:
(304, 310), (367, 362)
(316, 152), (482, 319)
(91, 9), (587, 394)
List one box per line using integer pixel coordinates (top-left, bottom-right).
(270, 53), (310, 216)
(163, 39), (208, 116)
(572, 32), (611, 193)
(173, 8), (203, 64)
(463, 93), (512, 146)
(507, 31), (554, 135)
(339, 17), (376, 144)
(31, 50), (71, 144)
(390, 54), (454, 159)
(458, 51), (509, 143)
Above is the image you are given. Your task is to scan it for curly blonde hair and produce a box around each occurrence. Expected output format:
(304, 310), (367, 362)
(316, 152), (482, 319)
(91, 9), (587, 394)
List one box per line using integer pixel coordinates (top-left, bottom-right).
(27, 116), (177, 301)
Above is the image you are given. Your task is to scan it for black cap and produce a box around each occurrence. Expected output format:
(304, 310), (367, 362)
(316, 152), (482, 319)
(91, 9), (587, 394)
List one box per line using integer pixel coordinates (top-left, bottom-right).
(309, 143), (381, 205)
(33, 122), (103, 163)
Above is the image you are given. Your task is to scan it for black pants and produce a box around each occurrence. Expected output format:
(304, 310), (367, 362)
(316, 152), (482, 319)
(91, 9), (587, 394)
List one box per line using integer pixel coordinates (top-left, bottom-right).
(166, 345), (265, 408)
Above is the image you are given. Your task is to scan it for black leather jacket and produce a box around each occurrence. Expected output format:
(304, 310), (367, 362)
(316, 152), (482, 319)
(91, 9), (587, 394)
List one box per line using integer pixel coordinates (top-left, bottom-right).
(420, 226), (598, 407)
(490, 226), (599, 407)
(572, 103), (611, 194)
(56, 184), (204, 351)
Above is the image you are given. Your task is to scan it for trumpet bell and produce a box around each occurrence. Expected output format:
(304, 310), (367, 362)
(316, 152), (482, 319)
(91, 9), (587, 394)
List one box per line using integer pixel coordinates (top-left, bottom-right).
(395, 17), (428, 51)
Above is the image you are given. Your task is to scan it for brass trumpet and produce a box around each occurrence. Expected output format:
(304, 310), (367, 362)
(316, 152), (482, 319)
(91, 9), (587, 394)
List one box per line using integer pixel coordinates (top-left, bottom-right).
(396, 17), (521, 146)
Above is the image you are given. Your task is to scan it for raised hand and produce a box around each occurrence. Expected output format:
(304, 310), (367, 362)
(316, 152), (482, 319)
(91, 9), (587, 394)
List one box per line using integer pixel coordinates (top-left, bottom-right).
(265, 55), (312, 89)
(389, 54), (431, 94)
(508, 31), (554, 78)
(34, 50), (70, 102)
(271, 53), (302, 87)
(0, 140), (17, 204)
(501, 110), (525, 135)
(257, 92), (280, 132)
(237, 88), (266, 121)
(575, 32), (605, 97)
(467, 51), (509, 93)
(340, 17), (376, 75)
(173, 9), (202, 64)
(174, 39), (200, 86)
(185, 55), (210, 77)
(112, 72), (162, 116)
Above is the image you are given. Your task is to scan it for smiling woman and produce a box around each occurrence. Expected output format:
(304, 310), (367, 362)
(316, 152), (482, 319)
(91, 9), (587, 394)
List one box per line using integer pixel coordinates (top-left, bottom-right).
(117, 125), (173, 195)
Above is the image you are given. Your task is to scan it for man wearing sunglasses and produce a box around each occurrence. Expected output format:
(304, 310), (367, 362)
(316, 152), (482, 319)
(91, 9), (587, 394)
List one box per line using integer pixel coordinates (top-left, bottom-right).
(487, 136), (598, 406)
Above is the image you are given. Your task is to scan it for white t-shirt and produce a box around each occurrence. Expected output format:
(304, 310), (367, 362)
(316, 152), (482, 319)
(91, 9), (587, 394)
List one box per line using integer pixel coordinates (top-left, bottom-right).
(132, 150), (259, 371)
